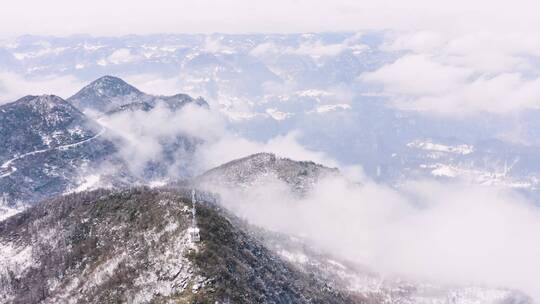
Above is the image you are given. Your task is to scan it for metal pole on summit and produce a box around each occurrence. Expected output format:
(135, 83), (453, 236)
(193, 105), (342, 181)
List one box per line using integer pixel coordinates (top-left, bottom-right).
(190, 189), (200, 243)
(191, 189), (197, 228)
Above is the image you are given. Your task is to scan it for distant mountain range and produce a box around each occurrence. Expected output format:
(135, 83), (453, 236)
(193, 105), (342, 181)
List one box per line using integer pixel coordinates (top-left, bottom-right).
(2, 34), (540, 202)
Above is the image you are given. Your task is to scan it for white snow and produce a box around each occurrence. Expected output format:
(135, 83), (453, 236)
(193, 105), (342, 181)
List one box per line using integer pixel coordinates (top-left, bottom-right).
(0, 242), (34, 303)
(296, 89), (332, 98)
(149, 180), (168, 188)
(70, 174), (102, 193)
(96, 58), (108, 66)
(408, 140), (474, 155)
(0, 128), (105, 180)
(0, 196), (28, 222)
(0, 243), (34, 279)
(312, 104), (351, 114)
(266, 108), (294, 120)
(82, 43), (105, 51)
(410, 285), (518, 304)
(90, 252), (127, 286)
(129, 229), (198, 303)
(12, 47), (68, 60)
(430, 164), (459, 178)
(278, 249), (309, 264)
(422, 163), (537, 190)
(220, 108), (261, 121)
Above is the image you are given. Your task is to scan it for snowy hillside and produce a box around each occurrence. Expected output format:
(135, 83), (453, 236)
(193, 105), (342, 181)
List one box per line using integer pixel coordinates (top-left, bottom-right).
(0, 187), (364, 304)
(198, 152), (339, 195)
(0, 76), (208, 212)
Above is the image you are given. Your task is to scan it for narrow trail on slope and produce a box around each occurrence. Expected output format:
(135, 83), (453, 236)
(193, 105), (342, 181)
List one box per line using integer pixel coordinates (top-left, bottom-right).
(0, 128), (105, 178)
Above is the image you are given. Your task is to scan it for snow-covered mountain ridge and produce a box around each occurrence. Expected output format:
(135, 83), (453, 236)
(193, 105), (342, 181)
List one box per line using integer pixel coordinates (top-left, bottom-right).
(0, 76), (208, 214)
(0, 187), (365, 304)
(68, 75), (208, 113)
(197, 152), (339, 195)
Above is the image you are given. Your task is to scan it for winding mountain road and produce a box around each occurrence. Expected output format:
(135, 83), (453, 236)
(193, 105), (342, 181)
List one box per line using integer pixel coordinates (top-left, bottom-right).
(0, 129), (105, 178)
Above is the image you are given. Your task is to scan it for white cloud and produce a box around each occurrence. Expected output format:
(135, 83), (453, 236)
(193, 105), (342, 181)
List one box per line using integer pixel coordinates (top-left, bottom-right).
(0, 72), (84, 104)
(98, 103), (225, 175)
(362, 32), (540, 116)
(361, 54), (473, 96)
(196, 131), (339, 171)
(408, 73), (540, 115)
(202, 36), (234, 54)
(212, 174), (540, 300)
(289, 41), (351, 58)
(251, 38), (367, 59)
(107, 48), (137, 64)
(387, 32), (540, 74)
(97, 101), (342, 176)
(124, 74), (185, 96)
(249, 42), (278, 57)
(265, 108), (293, 121)
(383, 30), (447, 53)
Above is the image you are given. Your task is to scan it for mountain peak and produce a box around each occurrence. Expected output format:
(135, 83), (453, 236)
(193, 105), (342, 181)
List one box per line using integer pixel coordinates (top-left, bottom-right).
(67, 76), (208, 113)
(87, 75), (141, 95)
(198, 153), (339, 194)
(9, 94), (79, 113)
(15, 94), (64, 104)
(67, 76), (143, 112)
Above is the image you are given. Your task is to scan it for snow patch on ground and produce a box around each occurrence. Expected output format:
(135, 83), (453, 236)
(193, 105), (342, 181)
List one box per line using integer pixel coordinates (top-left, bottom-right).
(0, 243), (34, 279)
(89, 252), (127, 286)
(45, 210), (199, 303)
(0, 243), (34, 303)
(149, 180), (168, 188)
(311, 104), (351, 114)
(0, 205), (24, 221)
(422, 163), (537, 190)
(68, 174), (102, 193)
(0, 195), (28, 222)
(408, 140), (474, 155)
(129, 229), (197, 303)
(278, 249), (309, 264)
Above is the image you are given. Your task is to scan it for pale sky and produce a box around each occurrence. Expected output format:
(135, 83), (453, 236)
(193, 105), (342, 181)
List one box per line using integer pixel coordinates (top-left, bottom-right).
(1, 0), (539, 37)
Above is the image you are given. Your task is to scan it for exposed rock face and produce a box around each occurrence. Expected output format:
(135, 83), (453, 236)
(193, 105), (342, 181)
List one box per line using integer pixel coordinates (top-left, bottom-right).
(197, 152), (340, 194)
